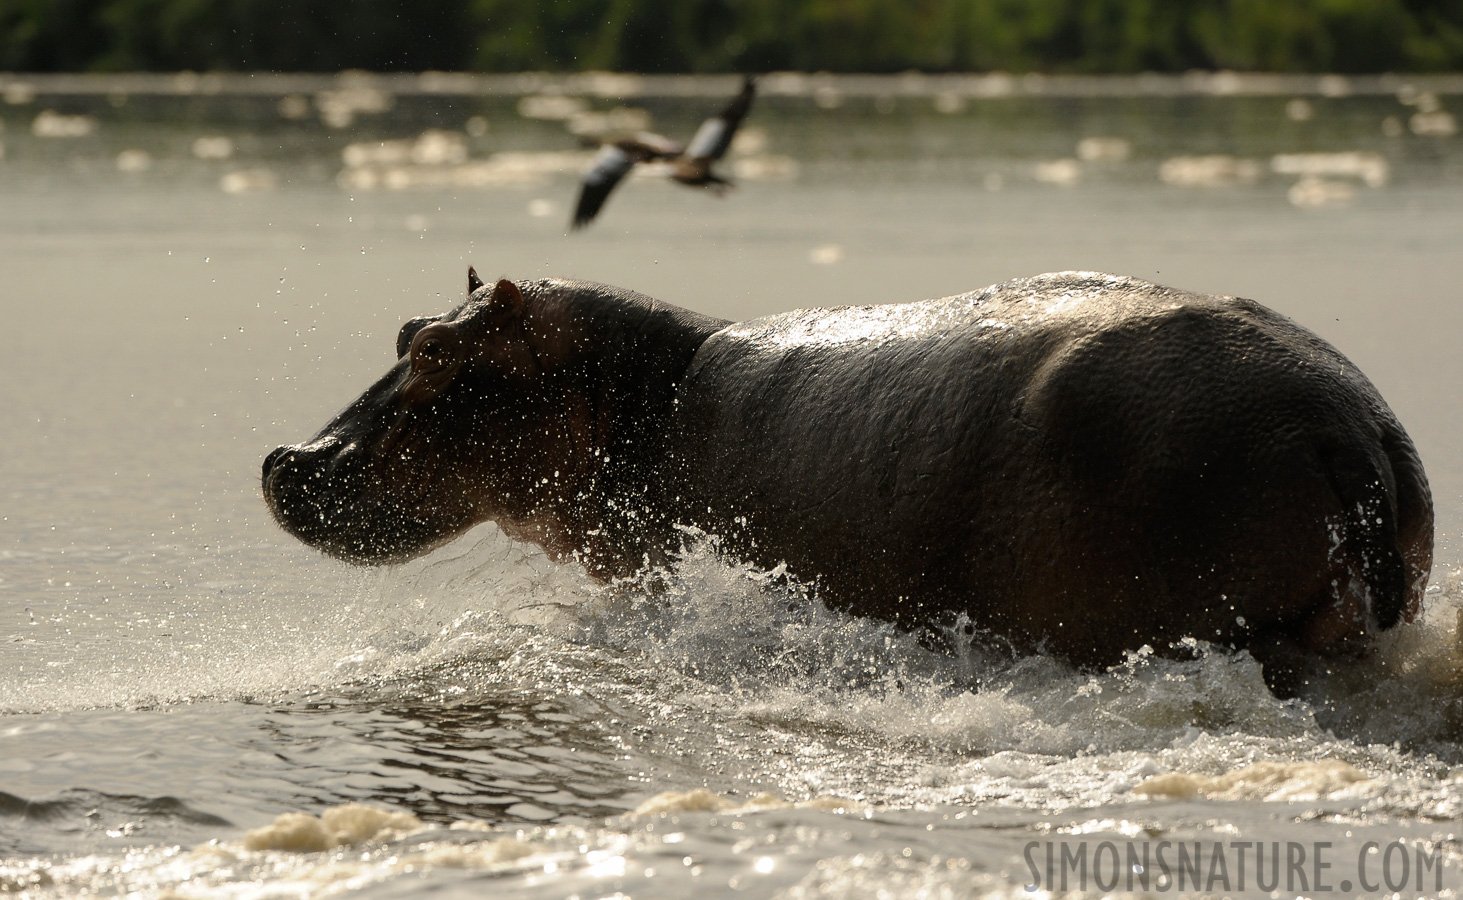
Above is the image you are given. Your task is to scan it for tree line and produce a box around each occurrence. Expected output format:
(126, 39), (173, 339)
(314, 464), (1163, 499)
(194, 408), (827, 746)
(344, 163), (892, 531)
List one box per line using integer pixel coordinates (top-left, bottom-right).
(2, 0), (1461, 73)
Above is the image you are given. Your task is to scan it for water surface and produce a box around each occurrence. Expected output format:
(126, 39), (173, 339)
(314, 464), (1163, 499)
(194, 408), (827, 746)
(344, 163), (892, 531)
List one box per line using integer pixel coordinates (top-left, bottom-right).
(2, 72), (1462, 897)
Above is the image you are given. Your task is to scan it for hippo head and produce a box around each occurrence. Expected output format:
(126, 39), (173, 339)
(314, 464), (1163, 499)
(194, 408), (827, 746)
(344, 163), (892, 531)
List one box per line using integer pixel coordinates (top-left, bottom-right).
(261, 269), (581, 564)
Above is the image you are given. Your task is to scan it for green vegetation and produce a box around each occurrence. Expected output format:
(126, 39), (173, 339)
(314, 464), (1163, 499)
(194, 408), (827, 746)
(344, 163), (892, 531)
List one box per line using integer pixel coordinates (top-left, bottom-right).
(2, 0), (1461, 73)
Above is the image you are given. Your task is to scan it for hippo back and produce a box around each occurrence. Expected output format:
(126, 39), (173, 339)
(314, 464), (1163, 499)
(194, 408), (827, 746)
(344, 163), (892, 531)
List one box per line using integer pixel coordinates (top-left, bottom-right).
(667, 272), (1431, 666)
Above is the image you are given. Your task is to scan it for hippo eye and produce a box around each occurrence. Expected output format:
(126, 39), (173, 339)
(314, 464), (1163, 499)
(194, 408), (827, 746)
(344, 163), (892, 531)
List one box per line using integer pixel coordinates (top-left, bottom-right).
(409, 323), (459, 375)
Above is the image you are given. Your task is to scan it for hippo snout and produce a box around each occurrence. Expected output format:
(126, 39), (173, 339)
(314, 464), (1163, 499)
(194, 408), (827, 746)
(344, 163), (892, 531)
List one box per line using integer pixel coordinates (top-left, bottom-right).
(261, 444), (292, 481)
(261, 437), (343, 488)
(260, 434), (466, 565)
(260, 437), (370, 552)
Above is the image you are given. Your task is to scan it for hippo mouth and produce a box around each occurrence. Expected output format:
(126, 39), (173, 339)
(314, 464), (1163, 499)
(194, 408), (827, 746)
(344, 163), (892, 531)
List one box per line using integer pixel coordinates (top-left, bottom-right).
(261, 438), (465, 564)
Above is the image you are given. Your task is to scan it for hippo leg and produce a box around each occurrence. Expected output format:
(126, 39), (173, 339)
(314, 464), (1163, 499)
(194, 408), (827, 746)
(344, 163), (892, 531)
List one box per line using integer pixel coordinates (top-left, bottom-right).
(1256, 423), (1434, 698)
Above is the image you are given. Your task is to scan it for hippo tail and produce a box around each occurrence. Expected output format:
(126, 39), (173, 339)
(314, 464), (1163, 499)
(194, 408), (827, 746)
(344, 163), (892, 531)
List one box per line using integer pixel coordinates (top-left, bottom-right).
(1325, 426), (1433, 632)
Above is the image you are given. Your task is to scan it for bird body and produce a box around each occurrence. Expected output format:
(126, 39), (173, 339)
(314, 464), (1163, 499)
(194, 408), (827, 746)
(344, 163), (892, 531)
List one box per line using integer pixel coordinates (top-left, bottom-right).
(571, 76), (756, 229)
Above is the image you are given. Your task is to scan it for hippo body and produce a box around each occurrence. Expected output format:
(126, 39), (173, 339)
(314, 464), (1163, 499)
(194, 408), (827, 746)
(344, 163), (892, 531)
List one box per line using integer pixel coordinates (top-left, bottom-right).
(262, 271), (1433, 689)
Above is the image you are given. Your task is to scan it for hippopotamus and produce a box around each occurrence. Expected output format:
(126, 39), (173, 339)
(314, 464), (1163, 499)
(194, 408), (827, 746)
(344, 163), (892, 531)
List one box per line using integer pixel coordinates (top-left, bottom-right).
(262, 269), (1433, 693)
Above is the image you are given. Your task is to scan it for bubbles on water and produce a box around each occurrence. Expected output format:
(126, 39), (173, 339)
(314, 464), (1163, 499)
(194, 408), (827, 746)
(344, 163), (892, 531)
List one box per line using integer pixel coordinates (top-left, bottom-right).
(220, 169), (277, 194)
(31, 110), (98, 138)
(1397, 87), (1458, 136)
(1075, 137), (1131, 163)
(729, 126), (768, 155)
(2, 81), (36, 105)
(1286, 98), (1315, 122)
(115, 149), (151, 173)
(565, 106), (652, 138)
(191, 135), (233, 159)
(518, 95), (589, 121)
(731, 154), (797, 181)
(1272, 150), (1388, 187)
(315, 85), (393, 129)
(1288, 176), (1356, 208)
(1158, 155), (1262, 187)
(338, 145), (589, 192)
(1033, 158), (1081, 186)
(1269, 150), (1389, 207)
(1411, 109), (1458, 137)
(341, 130), (467, 169)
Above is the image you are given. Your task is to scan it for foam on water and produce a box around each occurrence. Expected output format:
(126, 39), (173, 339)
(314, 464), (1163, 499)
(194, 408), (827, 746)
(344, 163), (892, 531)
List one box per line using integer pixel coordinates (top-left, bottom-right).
(312, 530), (1463, 824)
(1133, 759), (1372, 801)
(7, 527), (1463, 896)
(242, 804), (425, 852)
(3, 795), (1065, 899)
(548, 533), (1463, 751)
(13, 525), (1463, 785)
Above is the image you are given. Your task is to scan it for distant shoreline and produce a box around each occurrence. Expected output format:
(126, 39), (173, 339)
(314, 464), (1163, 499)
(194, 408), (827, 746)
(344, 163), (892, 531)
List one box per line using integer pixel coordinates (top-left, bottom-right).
(3, 70), (1463, 99)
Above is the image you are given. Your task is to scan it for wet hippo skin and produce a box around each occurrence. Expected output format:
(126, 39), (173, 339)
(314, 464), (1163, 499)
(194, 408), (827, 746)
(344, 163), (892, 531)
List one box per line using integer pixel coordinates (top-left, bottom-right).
(262, 270), (1433, 693)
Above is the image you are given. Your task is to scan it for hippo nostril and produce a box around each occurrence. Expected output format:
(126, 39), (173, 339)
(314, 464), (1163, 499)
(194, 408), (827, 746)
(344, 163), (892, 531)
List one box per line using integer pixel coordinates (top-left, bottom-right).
(263, 445), (292, 479)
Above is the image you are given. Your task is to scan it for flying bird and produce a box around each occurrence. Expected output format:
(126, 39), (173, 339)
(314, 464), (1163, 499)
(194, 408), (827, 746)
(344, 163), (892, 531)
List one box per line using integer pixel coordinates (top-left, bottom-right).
(571, 75), (757, 230)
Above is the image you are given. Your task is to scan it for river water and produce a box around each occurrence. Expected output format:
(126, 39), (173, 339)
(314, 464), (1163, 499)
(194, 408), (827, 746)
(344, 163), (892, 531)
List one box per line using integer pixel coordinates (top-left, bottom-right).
(2, 72), (1463, 897)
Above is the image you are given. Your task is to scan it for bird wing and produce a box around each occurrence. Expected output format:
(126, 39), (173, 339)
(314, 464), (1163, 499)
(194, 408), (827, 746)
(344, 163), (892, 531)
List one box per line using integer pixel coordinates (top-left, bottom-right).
(683, 75), (756, 162)
(572, 144), (636, 229)
(627, 132), (684, 159)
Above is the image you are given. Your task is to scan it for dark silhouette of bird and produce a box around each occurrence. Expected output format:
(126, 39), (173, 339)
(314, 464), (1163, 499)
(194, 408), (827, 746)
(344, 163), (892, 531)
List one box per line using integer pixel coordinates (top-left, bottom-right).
(571, 75), (757, 230)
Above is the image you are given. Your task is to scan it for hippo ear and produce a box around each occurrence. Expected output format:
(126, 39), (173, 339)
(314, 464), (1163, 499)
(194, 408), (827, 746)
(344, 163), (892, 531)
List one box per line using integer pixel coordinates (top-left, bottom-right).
(467, 266), (485, 295)
(488, 278), (525, 318)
